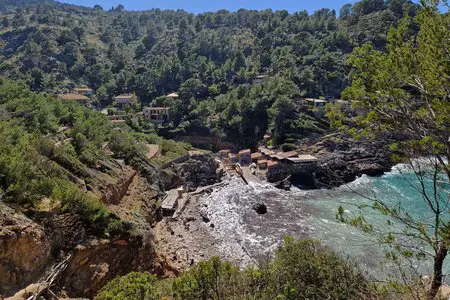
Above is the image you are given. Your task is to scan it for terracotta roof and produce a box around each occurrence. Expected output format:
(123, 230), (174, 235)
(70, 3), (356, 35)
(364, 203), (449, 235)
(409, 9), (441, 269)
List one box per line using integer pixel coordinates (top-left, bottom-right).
(238, 149), (251, 155)
(57, 93), (89, 101)
(267, 161), (279, 168)
(277, 151), (299, 158)
(257, 159), (268, 164)
(251, 152), (263, 159)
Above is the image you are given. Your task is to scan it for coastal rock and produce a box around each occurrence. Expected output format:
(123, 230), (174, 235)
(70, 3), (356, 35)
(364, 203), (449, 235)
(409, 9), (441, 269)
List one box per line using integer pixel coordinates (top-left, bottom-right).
(288, 134), (395, 188)
(0, 206), (51, 296)
(313, 137), (393, 188)
(162, 154), (221, 190)
(252, 203), (268, 215)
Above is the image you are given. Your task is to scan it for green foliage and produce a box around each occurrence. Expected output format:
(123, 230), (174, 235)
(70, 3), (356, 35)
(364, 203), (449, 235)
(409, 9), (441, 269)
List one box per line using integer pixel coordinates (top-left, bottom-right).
(0, 1), (421, 149)
(281, 143), (297, 152)
(268, 237), (369, 300)
(0, 80), (157, 236)
(96, 238), (373, 300)
(337, 7), (450, 298)
(95, 272), (160, 300)
(0, 1), (418, 100)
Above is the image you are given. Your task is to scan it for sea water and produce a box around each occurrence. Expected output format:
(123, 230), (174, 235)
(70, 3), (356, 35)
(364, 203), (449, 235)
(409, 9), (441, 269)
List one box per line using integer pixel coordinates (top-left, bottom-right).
(202, 163), (450, 281)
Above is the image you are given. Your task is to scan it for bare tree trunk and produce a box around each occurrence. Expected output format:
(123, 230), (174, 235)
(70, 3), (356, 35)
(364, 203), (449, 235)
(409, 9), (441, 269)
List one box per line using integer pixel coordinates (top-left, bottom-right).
(429, 242), (447, 299)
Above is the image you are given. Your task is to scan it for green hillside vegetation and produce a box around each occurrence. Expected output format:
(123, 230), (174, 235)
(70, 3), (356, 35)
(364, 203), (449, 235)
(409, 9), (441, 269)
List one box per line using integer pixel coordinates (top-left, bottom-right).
(96, 237), (375, 300)
(0, 79), (189, 236)
(0, 0), (419, 147)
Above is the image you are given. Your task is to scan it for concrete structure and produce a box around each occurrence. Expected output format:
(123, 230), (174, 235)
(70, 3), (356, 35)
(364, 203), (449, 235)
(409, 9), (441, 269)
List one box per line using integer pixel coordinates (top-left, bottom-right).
(161, 187), (185, 217)
(143, 107), (170, 123)
(251, 152), (264, 162)
(114, 94), (136, 106)
(107, 114), (128, 121)
(238, 149), (252, 165)
(304, 98), (327, 107)
(72, 87), (94, 96)
(228, 153), (238, 164)
(257, 160), (269, 170)
(167, 92), (179, 99)
(57, 93), (90, 103)
(277, 151), (299, 159)
(287, 155), (319, 164)
(219, 149), (231, 159)
(304, 98), (327, 117)
(259, 146), (275, 156)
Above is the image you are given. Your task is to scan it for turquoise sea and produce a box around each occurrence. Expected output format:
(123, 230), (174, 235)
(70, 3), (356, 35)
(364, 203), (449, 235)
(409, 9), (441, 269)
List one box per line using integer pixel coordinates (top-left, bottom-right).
(203, 162), (450, 281)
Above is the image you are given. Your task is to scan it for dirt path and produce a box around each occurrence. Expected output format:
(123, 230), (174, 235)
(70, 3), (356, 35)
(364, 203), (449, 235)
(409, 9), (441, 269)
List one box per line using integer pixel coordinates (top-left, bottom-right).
(109, 174), (159, 233)
(145, 144), (160, 160)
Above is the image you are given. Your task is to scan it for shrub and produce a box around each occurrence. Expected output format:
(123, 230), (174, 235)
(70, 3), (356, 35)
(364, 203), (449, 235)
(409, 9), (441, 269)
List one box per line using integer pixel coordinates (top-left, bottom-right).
(281, 143), (297, 152)
(95, 272), (160, 300)
(267, 237), (370, 300)
(96, 238), (373, 299)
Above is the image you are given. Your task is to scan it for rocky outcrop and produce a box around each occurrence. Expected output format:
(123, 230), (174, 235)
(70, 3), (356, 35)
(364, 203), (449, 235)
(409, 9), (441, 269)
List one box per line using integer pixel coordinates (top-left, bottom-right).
(311, 136), (393, 188)
(58, 237), (176, 298)
(0, 206), (52, 296)
(161, 154), (222, 191)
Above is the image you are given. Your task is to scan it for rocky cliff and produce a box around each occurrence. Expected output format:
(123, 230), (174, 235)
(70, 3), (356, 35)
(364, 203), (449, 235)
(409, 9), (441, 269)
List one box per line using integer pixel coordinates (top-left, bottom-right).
(0, 206), (52, 296)
(160, 153), (223, 191)
(0, 162), (164, 298)
(57, 237), (177, 298)
(309, 134), (394, 188)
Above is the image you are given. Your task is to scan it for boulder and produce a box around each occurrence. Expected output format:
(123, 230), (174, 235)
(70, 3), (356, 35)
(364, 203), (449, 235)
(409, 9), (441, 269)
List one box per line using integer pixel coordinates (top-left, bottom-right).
(252, 203), (268, 215)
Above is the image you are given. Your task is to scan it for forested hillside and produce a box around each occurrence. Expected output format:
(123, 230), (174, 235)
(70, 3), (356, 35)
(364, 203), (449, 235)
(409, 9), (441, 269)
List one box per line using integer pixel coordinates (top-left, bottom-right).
(0, 0), (418, 100)
(0, 0), (420, 147)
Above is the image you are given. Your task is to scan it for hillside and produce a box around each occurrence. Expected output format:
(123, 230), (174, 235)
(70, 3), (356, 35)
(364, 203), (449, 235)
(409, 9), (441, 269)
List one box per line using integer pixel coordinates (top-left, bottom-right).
(0, 79), (195, 296)
(0, 0), (418, 100)
(0, 0), (421, 149)
(1, 0), (447, 298)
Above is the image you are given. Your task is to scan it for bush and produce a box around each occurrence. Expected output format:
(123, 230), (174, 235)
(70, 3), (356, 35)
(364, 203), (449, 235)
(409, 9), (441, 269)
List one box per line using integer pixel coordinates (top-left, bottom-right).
(96, 238), (373, 299)
(95, 272), (160, 300)
(281, 143), (297, 152)
(267, 237), (370, 300)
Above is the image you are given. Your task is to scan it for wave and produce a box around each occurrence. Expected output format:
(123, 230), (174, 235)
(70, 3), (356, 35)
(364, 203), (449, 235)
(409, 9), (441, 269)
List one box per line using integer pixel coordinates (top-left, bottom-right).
(197, 163), (448, 279)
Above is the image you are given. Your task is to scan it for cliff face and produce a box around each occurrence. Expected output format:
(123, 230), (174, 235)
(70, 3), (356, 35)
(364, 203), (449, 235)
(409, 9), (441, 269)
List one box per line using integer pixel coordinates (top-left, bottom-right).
(0, 159), (164, 298)
(311, 136), (393, 188)
(0, 206), (52, 295)
(58, 237), (176, 298)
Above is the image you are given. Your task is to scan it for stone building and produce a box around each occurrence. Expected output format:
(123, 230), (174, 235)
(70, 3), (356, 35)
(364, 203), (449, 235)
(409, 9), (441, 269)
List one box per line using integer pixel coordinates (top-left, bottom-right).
(143, 107), (170, 123)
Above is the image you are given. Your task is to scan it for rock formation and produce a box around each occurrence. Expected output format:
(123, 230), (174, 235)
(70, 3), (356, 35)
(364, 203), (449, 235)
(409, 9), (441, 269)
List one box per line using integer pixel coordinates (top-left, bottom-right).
(0, 206), (51, 295)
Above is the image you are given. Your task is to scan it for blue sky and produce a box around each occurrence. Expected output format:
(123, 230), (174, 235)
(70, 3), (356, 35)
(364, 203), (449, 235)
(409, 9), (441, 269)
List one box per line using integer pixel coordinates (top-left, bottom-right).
(62, 0), (360, 14)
